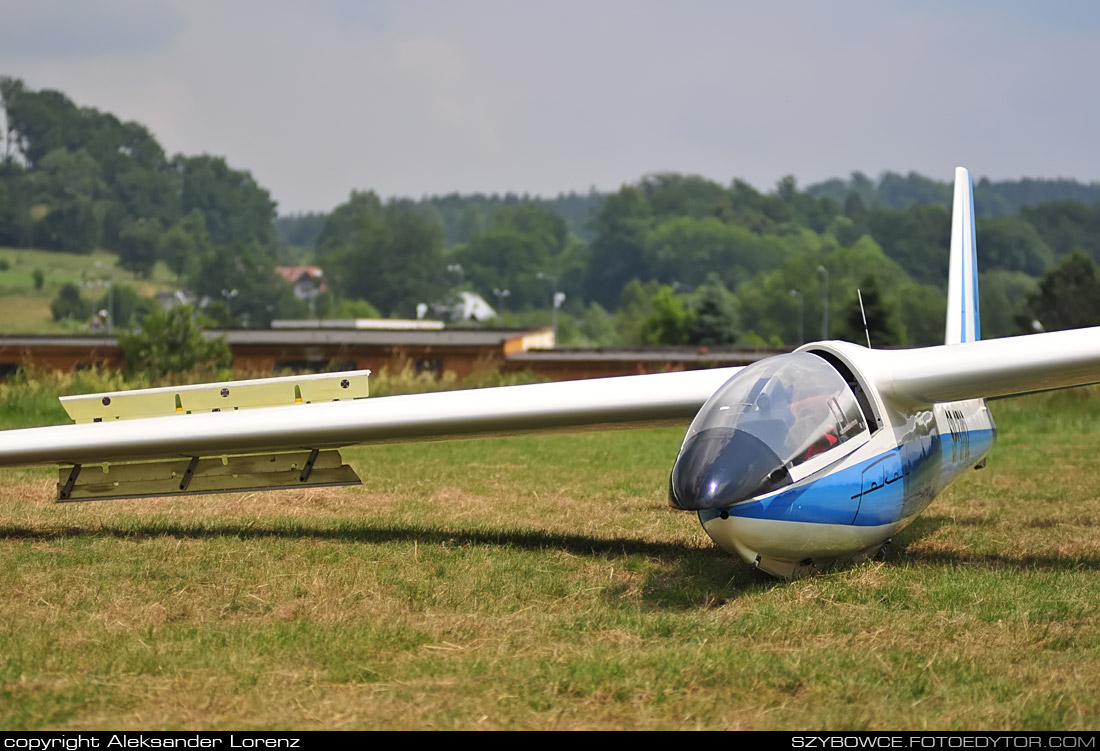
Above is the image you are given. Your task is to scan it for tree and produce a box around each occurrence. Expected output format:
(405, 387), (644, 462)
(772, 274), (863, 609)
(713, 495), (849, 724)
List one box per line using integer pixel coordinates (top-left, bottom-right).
(839, 275), (906, 347)
(776, 175), (798, 203)
(315, 190), (383, 257)
(32, 148), (104, 252)
(1020, 200), (1100, 262)
(1021, 251), (1100, 332)
(455, 228), (550, 310)
(102, 156), (179, 246)
(50, 282), (91, 322)
(640, 286), (694, 345)
(489, 203), (567, 253)
(613, 279), (660, 344)
(118, 305), (231, 378)
(979, 269), (1037, 339)
(643, 215), (784, 290)
(174, 154), (277, 247)
(159, 209), (210, 280)
(115, 217), (163, 277)
(318, 195), (447, 317)
(328, 298), (382, 319)
(976, 216), (1053, 276)
(457, 203), (484, 243)
(638, 173), (730, 219)
(866, 204), (950, 285)
(689, 275), (739, 345)
(94, 285), (157, 330)
(0, 79), (182, 255)
(0, 166), (33, 247)
(584, 187), (651, 308)
(188, 241), (307, 327)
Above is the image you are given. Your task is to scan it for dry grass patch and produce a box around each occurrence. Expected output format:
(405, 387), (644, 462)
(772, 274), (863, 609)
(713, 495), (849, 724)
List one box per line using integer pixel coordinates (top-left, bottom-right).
(3, 396), (1100, 729)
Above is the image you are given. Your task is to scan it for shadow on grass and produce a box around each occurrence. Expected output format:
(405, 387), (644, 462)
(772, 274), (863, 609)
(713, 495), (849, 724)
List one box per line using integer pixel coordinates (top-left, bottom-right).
(0, 519), (776, 605)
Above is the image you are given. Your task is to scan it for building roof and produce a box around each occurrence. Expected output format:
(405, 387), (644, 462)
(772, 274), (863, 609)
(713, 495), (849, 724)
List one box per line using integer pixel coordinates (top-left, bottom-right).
(272, 318), (446, 331)
(274, 266), (324, 284)
(212, 327), (549, 347)
(506, 346), (789, 365)
(0, 335), (120, 348)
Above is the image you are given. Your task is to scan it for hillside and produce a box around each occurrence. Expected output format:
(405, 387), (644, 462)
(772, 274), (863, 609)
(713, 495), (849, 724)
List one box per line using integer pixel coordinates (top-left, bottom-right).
(0, 247), (175, 334)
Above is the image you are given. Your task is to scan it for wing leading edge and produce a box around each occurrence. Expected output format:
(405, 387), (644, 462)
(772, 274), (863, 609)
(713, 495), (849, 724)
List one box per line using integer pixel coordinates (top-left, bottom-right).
(0, 367), (740, 469)
(860, 326), (1100, 405)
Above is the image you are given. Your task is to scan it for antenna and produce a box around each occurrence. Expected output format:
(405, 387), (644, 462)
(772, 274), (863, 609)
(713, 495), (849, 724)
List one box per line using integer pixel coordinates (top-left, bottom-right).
(857, 289), (871, 348)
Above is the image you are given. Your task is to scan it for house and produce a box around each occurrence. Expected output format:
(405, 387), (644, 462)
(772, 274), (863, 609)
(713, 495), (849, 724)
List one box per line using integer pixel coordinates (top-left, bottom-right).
(155, 290), (195, 311)
(274, 266), (326, 303)
(432, 291), (497, 322)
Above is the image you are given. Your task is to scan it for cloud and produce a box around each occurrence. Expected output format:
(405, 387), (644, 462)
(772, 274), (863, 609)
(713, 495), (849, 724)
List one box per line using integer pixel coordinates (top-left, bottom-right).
(1, 1), (1098, 213)
(0, 0), (185, 59)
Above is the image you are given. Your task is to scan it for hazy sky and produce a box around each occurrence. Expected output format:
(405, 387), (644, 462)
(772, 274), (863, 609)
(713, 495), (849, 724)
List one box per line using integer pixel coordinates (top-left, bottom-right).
(2, 0), (1098, 214)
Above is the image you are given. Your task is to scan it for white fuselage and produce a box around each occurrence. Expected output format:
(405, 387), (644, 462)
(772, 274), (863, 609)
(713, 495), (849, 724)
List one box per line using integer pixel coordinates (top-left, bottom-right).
(691, 343), (996, 577)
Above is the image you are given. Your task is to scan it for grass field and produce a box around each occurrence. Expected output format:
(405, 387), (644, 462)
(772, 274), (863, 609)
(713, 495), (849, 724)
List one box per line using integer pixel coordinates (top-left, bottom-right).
(1, 385), (1100, 730)
(0, 247), (175, 333)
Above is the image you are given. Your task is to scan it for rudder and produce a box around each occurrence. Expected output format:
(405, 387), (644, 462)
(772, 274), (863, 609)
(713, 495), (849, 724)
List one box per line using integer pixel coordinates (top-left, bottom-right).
(945, 166), (980, 344)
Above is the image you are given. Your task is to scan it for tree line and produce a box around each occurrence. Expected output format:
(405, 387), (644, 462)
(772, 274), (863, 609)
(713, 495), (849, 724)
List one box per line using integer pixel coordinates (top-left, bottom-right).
(0, 77), (307, 328)
(4, 78), (1100, 345)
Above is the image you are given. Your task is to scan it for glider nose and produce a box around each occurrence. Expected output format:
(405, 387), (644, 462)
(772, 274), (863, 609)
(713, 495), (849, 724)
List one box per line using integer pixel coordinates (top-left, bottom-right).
(668, 428), (791, 510)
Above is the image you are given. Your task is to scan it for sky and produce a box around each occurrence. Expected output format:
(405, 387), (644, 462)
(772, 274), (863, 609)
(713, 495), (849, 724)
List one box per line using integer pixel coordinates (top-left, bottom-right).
(2, 0), (1099, 214)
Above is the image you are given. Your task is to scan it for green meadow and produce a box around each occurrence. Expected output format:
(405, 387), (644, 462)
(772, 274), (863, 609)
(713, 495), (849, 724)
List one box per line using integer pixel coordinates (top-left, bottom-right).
(0, 247), (175, 334)
(0, 380), (1099, 730)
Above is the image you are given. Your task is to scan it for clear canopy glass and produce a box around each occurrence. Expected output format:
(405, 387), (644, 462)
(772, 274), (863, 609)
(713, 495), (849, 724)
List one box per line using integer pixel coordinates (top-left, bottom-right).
(687, 352), (866, 469)
(670, 353), (867, 510)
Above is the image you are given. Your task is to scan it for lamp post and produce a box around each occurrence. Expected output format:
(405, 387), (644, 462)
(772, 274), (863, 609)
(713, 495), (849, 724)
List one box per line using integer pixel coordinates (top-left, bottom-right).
(817, 265), (829, 340)
(447, 263), (464, 288)
(536, 272), (562, 342)
(93, 261), (113, 335)
(789, 289), (803, 345)
(221, 288), (238, 323)
(492, 288), (510, 319)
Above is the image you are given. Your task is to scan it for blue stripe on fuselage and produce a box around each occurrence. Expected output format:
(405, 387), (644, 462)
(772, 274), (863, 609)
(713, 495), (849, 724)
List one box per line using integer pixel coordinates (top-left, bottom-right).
(969, 179), (981, 341)
(718, 429), (995, 527)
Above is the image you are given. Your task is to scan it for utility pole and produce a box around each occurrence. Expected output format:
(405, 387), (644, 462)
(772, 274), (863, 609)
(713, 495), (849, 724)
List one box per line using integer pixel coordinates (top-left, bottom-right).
(492, 288), (510, 319)
(447, 263), (464, 288)
(537, 272), (562, 343)
(817, 265), (829, 340)
(789, 289), (803, 345)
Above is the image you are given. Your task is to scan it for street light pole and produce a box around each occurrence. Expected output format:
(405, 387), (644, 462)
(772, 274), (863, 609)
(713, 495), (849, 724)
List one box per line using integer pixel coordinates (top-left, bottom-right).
(789, 289), (803, 345)
(447, 263), (464, 288)
(492, 288), (510, 319)
(817, 266), (829, 340)
(221, 288), (239, 324)
(537, 272), (560, 343)
(94, 261), (113, 335)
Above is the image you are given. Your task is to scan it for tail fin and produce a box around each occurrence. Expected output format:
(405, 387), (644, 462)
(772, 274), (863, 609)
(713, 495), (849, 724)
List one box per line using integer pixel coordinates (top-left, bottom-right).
(945, 166), (980, 344)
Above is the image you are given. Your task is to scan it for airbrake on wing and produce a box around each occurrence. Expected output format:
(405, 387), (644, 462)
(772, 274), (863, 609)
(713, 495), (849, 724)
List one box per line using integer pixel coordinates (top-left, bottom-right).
(55, 370), (370, 502)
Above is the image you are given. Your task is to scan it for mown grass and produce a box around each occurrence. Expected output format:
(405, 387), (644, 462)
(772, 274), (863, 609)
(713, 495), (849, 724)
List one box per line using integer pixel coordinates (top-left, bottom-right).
(1, 382), (1099, 729)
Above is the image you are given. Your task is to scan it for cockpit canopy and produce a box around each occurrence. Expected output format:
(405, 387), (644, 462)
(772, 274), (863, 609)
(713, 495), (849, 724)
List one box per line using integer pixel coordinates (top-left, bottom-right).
(669, 353), (867, 510)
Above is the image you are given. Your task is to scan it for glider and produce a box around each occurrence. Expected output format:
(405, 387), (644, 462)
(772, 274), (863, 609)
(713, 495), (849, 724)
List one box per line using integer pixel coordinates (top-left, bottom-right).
(1, 167), (1099, 577)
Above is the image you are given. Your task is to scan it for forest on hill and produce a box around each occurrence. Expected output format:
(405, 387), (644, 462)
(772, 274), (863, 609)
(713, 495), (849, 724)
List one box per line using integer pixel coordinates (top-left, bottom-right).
(3, 77), (1100, 346)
